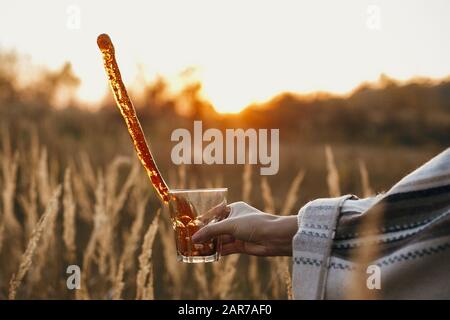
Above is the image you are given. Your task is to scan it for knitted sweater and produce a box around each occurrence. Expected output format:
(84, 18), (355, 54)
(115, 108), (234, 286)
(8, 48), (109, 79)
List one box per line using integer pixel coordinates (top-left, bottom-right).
(293, 148), (450, 299)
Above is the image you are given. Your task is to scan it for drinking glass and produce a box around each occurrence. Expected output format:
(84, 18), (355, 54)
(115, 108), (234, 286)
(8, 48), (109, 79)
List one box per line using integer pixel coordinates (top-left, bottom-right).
(168, 188), (227, 263)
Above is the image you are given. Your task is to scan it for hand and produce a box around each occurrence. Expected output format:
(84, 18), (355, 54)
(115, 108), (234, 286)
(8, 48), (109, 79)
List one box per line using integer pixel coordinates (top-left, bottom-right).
(192, 202), (298, 256)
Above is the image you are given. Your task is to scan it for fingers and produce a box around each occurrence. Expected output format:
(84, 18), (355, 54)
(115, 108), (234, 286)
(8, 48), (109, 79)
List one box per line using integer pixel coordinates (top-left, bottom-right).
(228, 201), (264, 217)
(220, 242), (241, 255)
(220, 241), (268, 256)
(192, 219), (235, 243)
(198, 200), (230, 224)
(220, 234), (235, 245)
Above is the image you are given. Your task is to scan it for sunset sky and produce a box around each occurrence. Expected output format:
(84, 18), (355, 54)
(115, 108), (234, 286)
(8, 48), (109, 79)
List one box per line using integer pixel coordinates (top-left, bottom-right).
(1, 0), (450, 113)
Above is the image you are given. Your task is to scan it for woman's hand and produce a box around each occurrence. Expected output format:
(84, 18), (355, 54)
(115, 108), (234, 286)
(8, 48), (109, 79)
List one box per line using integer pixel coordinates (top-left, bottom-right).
(192, 202), (298, 256)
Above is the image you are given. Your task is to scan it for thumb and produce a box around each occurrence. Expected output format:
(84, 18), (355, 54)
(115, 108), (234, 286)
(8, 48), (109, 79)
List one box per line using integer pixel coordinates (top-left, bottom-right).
(192, 219), (234, 243)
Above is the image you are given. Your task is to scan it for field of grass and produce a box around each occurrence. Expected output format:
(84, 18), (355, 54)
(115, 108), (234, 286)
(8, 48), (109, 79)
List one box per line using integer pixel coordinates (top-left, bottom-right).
(0, 121), (440, 299)
(0, 54), (447, 299)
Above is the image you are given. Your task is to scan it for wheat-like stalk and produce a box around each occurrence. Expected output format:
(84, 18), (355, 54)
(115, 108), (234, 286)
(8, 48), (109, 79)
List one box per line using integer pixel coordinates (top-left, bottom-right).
(248, 256), (262, 299)
(158, 209), (184, 298)
(120, 193), (149, 272)
(193, 263), (209, 299)
(0, 219), (4, 256)
(112, 261), (125, 300)
(260, 173), (294, 299)
(242, 164), (264, 298)
(79, 151), (97, 192)
(82, 171), (107, 280)
(95, 173), (111, 278)
(29, 126), (40, 168)
(110, 160), (139, 217)
(1, 149), (23, 277)
(325, 145), (341, 197)
(1, 147), (21, 235)
(28, 181), (61, 287)
(136, 210), (160, 300)
(114, 195), (147, 299)
(358, 159), (373, 197)
(102, 158), (138, 280)
(261, 177), (275, 214)
(213, 254), (240, 299)
(8, 185), (62, 300)
(242, 163), (252, 203)
(281, 170), (305, 216)
(22, 126), (40, 239)
(1, 129), (24, 279)
(37, 148), (52, 207)
(49, 156), (60, 190)
(143, 265), (156, 300)
(274, 256), (293, 299)
(346, 203), (384, 299)
(274, 170), (305, 299)
(63, 168), (76, 262)
(112, 187), (149, 300)
(1, 124), (12, 156)
(105, 158), (129, 214)
(75, 276), (91, 300)
(72, 169), (93, 223)
(18, 171), (38, 240)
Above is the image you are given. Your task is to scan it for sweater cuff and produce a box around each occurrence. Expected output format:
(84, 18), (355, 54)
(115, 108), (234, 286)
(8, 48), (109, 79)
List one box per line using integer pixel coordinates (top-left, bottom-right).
(292, 195), (354, 300)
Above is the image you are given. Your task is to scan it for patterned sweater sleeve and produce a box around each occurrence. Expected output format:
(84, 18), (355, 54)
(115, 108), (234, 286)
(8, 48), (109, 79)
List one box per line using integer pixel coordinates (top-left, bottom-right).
(292, 148), (450, 299)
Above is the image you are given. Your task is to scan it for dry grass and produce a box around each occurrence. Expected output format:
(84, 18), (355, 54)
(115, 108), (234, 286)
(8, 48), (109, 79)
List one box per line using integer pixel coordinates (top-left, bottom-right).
(325, 145), (341, 197)
(212, 254), (240, 299)
(0, 128), (309, 299)
(359, 159), (373, 198)
(346, 203), (384, 299)
(1, 127), (22, 264)
(0, 127), (408, 300)
(8, 185), (62, 299)
(0, 221), (4, 256)
(261, 177), (275, 214)
(281, 170), (305, 216)
(63, 168), (76, 263)
(193, 263), (209, 299)
(136, 210), (160, 300)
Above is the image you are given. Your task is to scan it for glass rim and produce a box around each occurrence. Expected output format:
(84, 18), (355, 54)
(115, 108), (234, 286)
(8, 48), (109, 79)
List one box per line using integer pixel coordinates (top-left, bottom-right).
(169, 187), (228, 194)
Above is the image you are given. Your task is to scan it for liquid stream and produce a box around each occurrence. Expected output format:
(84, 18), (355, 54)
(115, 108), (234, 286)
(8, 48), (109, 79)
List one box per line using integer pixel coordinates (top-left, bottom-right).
(97, 34), (215, 257)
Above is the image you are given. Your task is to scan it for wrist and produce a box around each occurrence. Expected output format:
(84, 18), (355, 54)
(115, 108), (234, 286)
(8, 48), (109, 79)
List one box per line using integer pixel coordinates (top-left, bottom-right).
(266, 215), (298, 256)
(270, 215), (298, 241)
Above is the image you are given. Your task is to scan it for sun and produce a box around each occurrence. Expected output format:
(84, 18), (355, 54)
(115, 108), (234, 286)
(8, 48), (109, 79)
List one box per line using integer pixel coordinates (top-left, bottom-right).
(198, 72), (263, 114)
(201, 89), (252, 114)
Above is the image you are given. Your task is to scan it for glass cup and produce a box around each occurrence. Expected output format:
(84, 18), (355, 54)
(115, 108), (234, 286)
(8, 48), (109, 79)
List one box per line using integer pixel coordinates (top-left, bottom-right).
(168, 188), (227, 263)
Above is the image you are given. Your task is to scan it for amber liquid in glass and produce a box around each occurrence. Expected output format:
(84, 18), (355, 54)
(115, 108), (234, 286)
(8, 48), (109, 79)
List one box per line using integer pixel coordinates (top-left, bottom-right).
(169, 194), (216, 258)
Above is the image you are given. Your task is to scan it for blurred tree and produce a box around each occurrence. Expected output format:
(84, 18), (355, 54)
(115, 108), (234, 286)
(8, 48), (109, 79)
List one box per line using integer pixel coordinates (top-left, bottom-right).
(0, 50), (21, 104)
(25, 62), (80, 108)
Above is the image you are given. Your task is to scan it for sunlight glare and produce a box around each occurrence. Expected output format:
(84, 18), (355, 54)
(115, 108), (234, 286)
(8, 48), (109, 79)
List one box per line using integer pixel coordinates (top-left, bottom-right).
(1, 0), (450, 113)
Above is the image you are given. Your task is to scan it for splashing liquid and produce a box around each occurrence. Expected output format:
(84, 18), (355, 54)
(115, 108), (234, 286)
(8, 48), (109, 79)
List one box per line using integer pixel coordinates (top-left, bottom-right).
(97, 34), (170, 203)
(97, 34), (216, 258)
